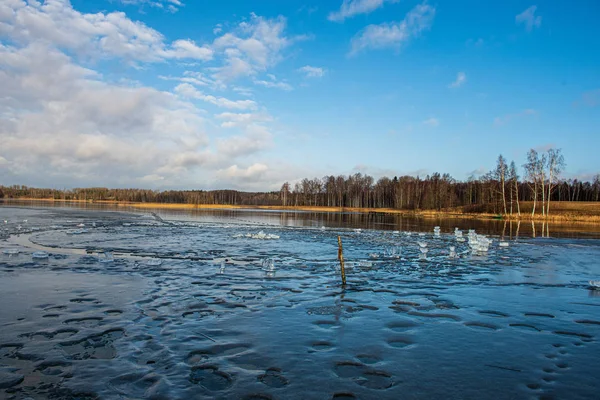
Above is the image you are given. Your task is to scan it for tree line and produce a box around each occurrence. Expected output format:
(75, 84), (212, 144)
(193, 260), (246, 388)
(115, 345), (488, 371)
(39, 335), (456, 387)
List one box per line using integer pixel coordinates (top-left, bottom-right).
(1, 148), (599, 217)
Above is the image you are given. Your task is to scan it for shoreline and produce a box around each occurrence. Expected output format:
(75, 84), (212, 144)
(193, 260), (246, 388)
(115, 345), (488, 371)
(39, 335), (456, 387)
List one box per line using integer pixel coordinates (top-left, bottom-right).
(2, 198), (600, 224)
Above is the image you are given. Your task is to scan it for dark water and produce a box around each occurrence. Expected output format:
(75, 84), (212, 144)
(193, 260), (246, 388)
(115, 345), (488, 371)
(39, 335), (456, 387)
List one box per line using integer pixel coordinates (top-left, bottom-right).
(2, 200), (600, 239)
(1, 205), (600, 399)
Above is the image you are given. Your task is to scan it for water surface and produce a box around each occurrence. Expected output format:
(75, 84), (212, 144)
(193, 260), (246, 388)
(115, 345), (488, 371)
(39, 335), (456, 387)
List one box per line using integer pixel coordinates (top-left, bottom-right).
(1, 204), (599, 399)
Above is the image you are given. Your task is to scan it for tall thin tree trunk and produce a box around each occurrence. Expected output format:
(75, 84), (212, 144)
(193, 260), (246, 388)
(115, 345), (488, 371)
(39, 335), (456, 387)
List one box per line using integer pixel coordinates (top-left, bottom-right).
(532, 182), (537, 216)
(541, 174), (546, 217)
(515, 180), (521, 216)
(546, 171), (553, 216)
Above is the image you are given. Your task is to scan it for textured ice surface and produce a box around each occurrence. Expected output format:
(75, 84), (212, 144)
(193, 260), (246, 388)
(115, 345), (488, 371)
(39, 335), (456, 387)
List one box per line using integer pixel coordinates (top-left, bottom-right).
(1, 205), (600, 399)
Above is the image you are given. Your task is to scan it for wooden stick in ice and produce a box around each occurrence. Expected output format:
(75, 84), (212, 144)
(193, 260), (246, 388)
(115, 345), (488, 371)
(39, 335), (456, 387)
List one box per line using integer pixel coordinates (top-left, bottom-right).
(337, 235), (347, 286)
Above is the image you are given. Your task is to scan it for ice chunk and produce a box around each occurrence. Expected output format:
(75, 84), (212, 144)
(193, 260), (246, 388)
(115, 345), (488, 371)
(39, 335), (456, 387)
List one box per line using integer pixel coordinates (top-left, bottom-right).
(449, 246), (457, 259)
(262, 257), (275, 271)
(384, 246), (401, 258)
(589, 281), (600, 289)
(32, 251), (49, 259)
(249, 231), (280, 240)
(3, 249), (19, 255)
(147, 258), (162, 266)
(99, 252), (114, 263)
(499, 241), (509, 247)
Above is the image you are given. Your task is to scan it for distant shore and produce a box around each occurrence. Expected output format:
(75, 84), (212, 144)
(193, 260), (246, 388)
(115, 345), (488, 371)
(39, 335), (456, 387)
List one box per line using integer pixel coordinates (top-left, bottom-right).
(2, 198), (600, 224)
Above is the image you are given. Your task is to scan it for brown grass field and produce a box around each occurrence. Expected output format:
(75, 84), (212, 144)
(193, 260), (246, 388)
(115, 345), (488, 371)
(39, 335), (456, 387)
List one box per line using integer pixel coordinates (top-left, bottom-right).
(3, 198), (600, 224)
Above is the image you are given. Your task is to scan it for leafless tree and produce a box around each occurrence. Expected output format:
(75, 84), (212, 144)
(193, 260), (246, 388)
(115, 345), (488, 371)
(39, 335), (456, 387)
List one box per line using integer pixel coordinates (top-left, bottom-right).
(509, 161), (521, 216)
(280, 182), (290, 206)
(545, 148), (565, 216)
(495, 155), (508, 215)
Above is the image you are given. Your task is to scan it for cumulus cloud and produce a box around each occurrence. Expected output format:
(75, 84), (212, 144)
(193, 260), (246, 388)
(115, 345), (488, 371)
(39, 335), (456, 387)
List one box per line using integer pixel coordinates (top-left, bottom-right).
(516, 6), (542, 31)
(349, 2), (435, 55)
(215, 112), (272, 128)
(297, 65), (326, 78)
(0, 43), (210, 184)
(217, 163), (269, 180)
(216, 124), (273, 158)
(328, 0), (397, 22)
(174, 83), (257, 110)
(211, 13), (306, 82)
(0, 1), (212, 63)
(448, 72), (466, 88)
(0, 1), (308, 190)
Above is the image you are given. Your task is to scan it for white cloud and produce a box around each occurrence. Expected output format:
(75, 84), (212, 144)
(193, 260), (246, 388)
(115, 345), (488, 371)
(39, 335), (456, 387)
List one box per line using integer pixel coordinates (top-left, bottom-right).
(0, 0), (211, 62)
(175, 83), (257, 110)
(494, 109), (537, 126)
(217, 163), (269, 179)
(165, 40), (213, 60)
(216, 124), (273, 158)
(211, 13), (305, 82)
(448, 72), (466, 88)
(328, 0), (397, 22)
(423, 117), (439, 127)
(516, 6), (542, 31)
(232, 86), (254, 97)
(118, 0), (183, 12)
(349, 2), (435, 55)
(298, 65), (326, 78)
(213, 24), (223, 35)
(215, 112), (272, 128)
(0, 43), (212, 186)
(253, 79), (293, 91)
(0, 2), (306, 190)
(159, 71), (224, 90)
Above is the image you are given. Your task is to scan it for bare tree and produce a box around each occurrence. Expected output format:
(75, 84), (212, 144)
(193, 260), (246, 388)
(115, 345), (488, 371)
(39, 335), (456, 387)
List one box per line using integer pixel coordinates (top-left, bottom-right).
(593, 174), (600, 202)
(509, 161), (521, 216)
(538, 152), (548, 216)
(495, 155), (508, 215)
(524, 149), (540, 216)
(280, 182), (290, 206)
(546, 148), (565, 216)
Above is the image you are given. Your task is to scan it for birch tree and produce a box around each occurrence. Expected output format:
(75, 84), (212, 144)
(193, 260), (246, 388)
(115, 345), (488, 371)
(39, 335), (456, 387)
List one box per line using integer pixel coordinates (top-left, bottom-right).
(524, 149), (540, 216)
(495, 155), (508, 215)
(509, 161), (521, 216)
(546, 148), (565, 216)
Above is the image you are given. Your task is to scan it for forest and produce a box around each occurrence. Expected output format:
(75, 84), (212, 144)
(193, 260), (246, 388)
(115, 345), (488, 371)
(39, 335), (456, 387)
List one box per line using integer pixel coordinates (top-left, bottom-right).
(1, 148), (599, 217)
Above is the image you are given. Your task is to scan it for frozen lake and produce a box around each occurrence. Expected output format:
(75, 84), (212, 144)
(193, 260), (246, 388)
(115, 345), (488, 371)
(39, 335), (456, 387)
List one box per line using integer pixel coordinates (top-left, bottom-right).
(1, 205), (599, 399)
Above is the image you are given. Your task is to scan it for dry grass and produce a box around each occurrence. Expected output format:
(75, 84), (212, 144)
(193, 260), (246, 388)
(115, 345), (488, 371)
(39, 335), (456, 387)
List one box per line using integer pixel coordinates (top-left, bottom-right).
(3, 198), (600, 224)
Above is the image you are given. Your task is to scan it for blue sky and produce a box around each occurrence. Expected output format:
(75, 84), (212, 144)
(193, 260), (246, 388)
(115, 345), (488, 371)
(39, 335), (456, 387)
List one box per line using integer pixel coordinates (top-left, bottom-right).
(0, 0), (599, 190)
